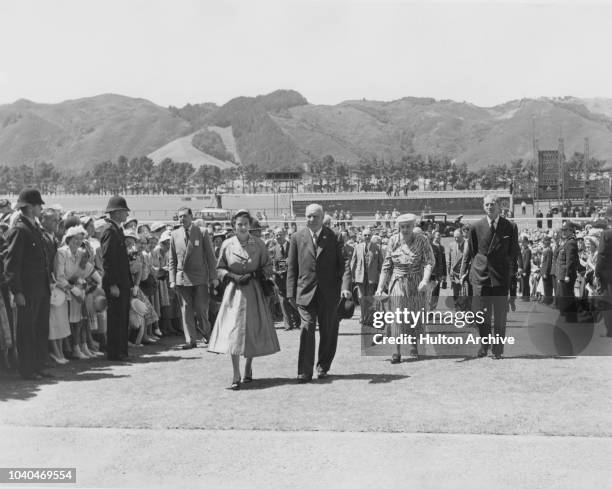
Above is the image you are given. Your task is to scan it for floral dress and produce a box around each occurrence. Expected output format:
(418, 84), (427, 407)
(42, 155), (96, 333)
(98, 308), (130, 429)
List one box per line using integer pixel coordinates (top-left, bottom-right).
(208, 235), (280, 357)
(377, 233), (435, 336)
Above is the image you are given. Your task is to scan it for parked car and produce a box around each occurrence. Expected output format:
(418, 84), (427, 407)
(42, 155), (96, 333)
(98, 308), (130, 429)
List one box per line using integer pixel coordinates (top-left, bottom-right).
(418, 213), (458, 236)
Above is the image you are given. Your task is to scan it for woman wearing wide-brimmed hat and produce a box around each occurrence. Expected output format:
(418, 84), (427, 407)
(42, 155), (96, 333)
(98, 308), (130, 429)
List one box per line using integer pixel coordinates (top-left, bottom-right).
(375, 213), (435, 363)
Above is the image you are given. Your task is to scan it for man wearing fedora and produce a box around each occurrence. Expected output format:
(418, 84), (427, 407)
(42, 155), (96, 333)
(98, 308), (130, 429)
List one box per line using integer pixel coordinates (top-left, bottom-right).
(460, 194), (520, 359)
(168, 206), (218, 349)
(100, 195), (133, 361)
(4, 188), (52, 379)
(287, 203), (352, 382)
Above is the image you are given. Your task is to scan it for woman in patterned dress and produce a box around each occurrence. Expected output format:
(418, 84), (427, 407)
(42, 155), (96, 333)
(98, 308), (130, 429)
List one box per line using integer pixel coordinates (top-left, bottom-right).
(375, 213), (435, 363)
(208, 209), (280, 390)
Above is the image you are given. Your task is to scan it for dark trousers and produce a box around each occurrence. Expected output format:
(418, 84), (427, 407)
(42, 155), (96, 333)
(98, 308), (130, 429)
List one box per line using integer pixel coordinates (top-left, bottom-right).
(542, 276), (554, 304)
(509, 275), (517, 301)
(356, 282), (376, 325)
(278, 288), (300, 329)
(521, 273), (531, 299)
(16, 294), (50, 377)
(471, 284), (508, 355)
(297, 289), (339, 377)
(430, 281), (441, 309)
(105, 287), (130, 358)
(557, 279), (577, 322)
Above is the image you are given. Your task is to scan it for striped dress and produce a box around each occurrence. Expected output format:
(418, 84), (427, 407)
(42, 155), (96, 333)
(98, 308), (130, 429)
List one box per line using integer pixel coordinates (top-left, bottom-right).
(378, 233), (435, 337)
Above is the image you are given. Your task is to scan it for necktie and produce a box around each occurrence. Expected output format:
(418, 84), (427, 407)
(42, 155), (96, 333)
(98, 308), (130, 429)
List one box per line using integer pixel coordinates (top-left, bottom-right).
(490, 221), (495, 236)
(184, 227), (189, 246)
(312, 232), (318, 251)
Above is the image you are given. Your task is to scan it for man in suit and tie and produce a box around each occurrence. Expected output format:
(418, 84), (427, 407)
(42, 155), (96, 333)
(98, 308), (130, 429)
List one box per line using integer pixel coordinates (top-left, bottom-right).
(520, 237), (532, 300)
(349, 227), (383, 325)
(430, 230), (447, 309)
(169, 207), (218, 349)
(4, 189), (52, 379)
(100, 195), (133, 361)
(287, 204), (352, 382)
(556, 220), (579, 323)
(461, 194), (520, 359)
(448, 228), (468, 310)
(540, 235), (554, 305)
(595, 205), (612, 336)
(271, 227), (300, 330)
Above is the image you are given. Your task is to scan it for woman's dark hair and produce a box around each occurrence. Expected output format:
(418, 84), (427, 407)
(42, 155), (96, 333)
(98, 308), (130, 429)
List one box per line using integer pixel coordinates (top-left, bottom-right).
(231, 211), (253, 228)
(63, 215), (81, 230)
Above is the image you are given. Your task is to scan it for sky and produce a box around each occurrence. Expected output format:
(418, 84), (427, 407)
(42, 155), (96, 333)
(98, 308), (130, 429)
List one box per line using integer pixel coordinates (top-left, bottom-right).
(0, 0), (611, 108)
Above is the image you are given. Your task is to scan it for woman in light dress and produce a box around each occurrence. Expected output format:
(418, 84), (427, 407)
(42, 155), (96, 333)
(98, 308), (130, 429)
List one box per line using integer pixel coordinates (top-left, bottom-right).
(375, 213), (435, 363)
(53, 225), (101, 360)
(208, 210), (280, 390)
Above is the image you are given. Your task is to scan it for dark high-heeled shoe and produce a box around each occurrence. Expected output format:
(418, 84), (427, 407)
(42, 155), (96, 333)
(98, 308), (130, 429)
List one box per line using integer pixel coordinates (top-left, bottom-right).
(390, 354), (401, 364)
(231, 379), (241, 390)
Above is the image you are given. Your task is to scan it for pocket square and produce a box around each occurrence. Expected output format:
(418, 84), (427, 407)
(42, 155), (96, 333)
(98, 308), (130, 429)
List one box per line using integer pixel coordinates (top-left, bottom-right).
(503, 235), (510, 238)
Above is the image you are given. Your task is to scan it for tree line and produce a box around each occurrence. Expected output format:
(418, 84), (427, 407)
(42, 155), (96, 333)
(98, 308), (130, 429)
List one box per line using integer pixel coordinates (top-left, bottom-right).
(0, 151), (606, 196)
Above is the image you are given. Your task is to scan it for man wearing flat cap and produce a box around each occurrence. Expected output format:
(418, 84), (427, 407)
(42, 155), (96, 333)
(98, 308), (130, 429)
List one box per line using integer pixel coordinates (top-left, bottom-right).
(460, 194), (520, 359)
(4, 188), (52, 379)
(596, 206), (612, 336)
(100, 195), (133, 360)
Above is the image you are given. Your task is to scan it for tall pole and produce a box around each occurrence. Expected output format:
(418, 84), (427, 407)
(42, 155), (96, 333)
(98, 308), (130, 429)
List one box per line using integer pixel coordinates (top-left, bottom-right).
(584, 137), (589, 204)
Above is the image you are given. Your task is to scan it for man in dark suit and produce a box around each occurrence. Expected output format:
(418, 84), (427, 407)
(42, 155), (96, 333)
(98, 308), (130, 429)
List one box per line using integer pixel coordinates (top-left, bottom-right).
(461, 194), (520, 359)
(556, 221), (579, 323)
(430, 231), (447, 309)
(271, 227), (300, 330)
(169, 207), (218, 349)
(448, 229), (468, 310)
(595, 206), (612, 336)
(540, 236), (554, 304)
(4, 189), (52, 379)
(287, 204), (352, 382)
(100, 195), (133, 361)
(520, 237), (532, 300)
(349, 227), (383, 325)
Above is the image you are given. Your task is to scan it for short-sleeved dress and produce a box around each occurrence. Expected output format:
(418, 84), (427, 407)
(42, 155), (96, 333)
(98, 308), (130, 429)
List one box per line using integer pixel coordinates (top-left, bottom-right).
(208, 235), (280, 357)
(378, 233), (436, 336)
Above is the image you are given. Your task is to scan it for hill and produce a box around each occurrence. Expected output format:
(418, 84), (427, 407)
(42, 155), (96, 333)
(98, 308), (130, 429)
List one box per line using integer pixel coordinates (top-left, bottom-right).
(1, 90), (611, 171)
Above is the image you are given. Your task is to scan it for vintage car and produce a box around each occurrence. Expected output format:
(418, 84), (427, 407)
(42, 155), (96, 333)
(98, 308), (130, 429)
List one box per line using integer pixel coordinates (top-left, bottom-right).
(418, 213), (461, 236)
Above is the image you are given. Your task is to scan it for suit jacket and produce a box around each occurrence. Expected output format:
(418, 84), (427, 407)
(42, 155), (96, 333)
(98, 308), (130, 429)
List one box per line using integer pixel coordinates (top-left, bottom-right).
(541, 247), (553, 276)
(42, 231), (58, 284)
(4, 214), (50, 297)
(349, 241), (383, 285)
(431, 241), (447, 280)
(460, 216), (519, 289)
(286, 226), (351, 306)
(556, 238), (579, 281)
(169, 225), (216, 286)
(270, 240), (291, 293)
(100, 219), (133, 290)
(521, 247), (532, 275)
(596, 228), (612, 287)
(448, 240), (467, 281)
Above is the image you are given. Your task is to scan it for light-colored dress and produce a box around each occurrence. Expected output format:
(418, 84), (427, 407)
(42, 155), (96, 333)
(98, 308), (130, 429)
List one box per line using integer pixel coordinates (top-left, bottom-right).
(51, 245), (99, 338)
(129, 253), (159, 326)
(377, 233), (435, 336)
(208, 235), (280, 357)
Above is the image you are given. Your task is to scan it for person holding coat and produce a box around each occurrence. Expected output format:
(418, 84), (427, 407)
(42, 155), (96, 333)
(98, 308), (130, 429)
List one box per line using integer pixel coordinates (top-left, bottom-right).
(287, 204), (352, 382)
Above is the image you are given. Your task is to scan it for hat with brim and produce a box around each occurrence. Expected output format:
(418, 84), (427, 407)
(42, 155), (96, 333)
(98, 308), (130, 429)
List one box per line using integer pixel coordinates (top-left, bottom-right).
(159, 230), (172, 243)
(150, 221), (166, 233)
(64, 225), (87, 242)
(124, 229), (139, 241)
(105, 195), (130, 213)
(50, 287), (66, 307)
(337, 297), (356, 320)
(396, 213), (417, 225)
(130, 298), (148, 316)
(16, 188), (45, 208)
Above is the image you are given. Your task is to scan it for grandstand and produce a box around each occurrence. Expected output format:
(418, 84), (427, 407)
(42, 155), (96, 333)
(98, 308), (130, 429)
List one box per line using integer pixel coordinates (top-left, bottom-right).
(290, 191), (512, 217)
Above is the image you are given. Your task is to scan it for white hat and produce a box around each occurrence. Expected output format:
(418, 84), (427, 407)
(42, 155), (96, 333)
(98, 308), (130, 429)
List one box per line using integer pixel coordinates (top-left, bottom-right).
(93, 219), (107, 232)
(396, 213), (417, 224)
(159, 230), (172, 243)
(123, 229), (139, 241)
(130, 298), (148, 316)
(150, 221), (166, 233)
(64, 225), (87, 241)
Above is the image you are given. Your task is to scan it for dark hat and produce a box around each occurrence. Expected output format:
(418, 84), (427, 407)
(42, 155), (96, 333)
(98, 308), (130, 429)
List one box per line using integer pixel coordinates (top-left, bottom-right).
(337, 297), (356, 321)
(105, 195), (130, 213)
(16, 188), (44, 208)
(213, 231), (226, 239)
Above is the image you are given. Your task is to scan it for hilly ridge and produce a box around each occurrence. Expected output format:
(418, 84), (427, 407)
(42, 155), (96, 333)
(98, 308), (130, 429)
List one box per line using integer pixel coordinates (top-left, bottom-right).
(1, 90), (611, 172)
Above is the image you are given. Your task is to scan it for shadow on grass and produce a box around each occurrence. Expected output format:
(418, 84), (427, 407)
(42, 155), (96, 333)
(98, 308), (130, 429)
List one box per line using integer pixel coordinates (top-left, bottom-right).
(241, 372), (409, 390)
(0, 341), (198, 402)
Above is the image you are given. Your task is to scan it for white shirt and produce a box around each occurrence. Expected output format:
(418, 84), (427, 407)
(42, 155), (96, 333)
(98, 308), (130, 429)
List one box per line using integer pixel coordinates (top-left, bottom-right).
(308, 227), (322, 247)
(486, 215), (500, 231)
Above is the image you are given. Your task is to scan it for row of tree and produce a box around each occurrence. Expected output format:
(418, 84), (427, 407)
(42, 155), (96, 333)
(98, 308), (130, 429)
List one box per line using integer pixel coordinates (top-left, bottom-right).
(0, 152), (606, 196)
